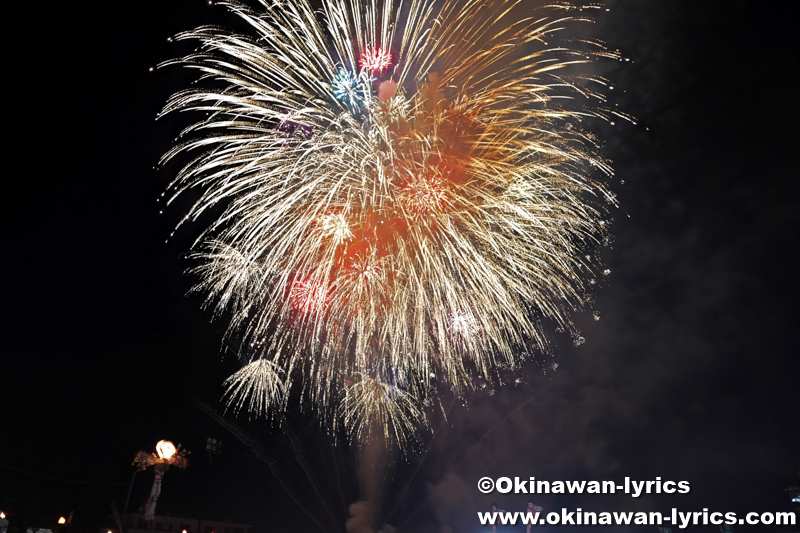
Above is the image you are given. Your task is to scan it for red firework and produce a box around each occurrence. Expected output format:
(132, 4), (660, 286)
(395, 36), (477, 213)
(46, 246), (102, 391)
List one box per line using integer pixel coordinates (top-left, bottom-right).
(399, 173), (448, 220)
(360, 47), (392, 71)
(290, 279), (329, 313)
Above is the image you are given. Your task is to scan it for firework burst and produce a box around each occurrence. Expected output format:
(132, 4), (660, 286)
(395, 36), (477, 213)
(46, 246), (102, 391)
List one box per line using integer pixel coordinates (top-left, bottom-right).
(332, 69), (366, 104)
(223, 358), (289, 418)
(359, 47), (392, 72)
(340, 373), (425, 449)
(159, 0), (629, 446)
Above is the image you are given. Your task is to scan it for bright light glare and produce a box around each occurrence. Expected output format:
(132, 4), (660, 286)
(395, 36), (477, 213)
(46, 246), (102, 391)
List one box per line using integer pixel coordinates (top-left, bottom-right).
(155, 440), (177, 460)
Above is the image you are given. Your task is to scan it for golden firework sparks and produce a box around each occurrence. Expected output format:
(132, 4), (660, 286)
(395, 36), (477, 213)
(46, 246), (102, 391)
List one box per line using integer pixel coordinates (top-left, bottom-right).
(159, 0), (630, 446)
(222, 358), (289, 418)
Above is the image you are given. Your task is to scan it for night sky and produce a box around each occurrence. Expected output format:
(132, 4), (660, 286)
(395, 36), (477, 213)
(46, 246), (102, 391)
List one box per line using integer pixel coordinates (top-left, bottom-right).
(2, 1), (798, 532)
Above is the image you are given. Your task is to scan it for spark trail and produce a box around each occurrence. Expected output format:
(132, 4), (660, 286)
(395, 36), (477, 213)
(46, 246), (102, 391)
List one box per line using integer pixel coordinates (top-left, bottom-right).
(159, 0), (629, 447)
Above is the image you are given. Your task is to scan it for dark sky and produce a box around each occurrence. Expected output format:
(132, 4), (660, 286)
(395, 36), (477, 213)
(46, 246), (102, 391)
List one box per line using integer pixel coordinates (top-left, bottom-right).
(2, 1), (798, 533)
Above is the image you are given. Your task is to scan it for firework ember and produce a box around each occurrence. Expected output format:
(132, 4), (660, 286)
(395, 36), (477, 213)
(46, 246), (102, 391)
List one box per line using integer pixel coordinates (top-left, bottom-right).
(223, 358), (288, 418)
(359, 47), (392, 71)
(158, 0), (629, 447)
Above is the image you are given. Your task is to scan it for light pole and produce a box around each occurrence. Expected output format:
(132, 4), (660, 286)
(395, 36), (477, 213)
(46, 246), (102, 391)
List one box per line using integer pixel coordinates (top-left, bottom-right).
(122, 471), (136, 533)
(205, 438), (223, 464)
(132, 440), (190, 525)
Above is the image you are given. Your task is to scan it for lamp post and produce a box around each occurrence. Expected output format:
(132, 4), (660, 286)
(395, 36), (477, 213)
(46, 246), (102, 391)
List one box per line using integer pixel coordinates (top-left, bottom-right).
(132, 440), (190, 525)
(205, 438), (223, 464)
